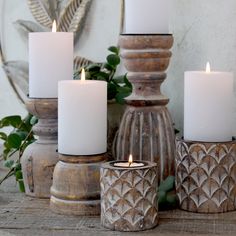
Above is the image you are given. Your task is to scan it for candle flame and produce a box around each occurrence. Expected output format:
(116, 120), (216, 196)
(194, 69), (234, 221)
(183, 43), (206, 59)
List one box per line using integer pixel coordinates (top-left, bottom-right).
(206, 62), (211, 73)
(52, 20), (57, 32)
(128, 154), (133, 167)
(81, 68), (86, 81)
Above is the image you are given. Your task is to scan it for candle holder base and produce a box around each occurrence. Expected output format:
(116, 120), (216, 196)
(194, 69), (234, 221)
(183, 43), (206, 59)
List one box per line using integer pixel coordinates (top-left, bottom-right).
(50, 153), (107, 216)
(176, 138), (236, 213)
(21, 98), (58, 198)
(114, 34), (175, 183)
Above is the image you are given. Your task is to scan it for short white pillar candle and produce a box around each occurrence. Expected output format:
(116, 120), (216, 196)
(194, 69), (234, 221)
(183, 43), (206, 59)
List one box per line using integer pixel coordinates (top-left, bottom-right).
(58, 70), (107, 155)
(184, 63), (234, 142)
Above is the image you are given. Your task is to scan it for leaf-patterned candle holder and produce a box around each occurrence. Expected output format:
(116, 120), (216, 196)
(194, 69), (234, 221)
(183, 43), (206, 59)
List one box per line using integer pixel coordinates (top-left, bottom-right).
(176, 138), (236, 213)
(100, 161), (158, 231)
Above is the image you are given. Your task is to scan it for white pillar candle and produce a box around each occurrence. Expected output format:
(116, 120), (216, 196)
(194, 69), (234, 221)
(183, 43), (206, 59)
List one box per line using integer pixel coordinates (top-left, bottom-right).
(184, 63), (234, 142)
(29, 22), (73, 98)
(58, 71), (107, 155)
(124, 0), (169, 34)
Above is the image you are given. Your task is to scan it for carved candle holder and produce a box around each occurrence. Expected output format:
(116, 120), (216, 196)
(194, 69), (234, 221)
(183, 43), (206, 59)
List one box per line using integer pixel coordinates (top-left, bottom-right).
(176, 138), (236, 213)
(101, 161), (158, 232)
(50, 153), (107, 215)
(21, 98), (58, 198)
(114, 34), (175, 183)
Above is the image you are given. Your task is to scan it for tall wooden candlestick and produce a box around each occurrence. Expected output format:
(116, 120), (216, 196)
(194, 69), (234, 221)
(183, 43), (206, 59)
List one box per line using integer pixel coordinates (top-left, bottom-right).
(21, 98), (58, 198)
(114, 34), (175, 183)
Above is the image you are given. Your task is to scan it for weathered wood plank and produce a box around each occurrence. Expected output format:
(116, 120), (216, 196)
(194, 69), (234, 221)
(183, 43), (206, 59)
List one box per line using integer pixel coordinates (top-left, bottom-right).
(1, 190), (236, 235)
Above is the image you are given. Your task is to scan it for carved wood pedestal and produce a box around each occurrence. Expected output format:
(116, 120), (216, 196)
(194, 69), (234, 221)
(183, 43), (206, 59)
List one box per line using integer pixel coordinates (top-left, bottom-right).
(114, 35), (176, 183)
(101, 161), (158, 232)
(21, 99), (58, 198)
(50, 153), (107, 216)
(176, 139), (236, 213)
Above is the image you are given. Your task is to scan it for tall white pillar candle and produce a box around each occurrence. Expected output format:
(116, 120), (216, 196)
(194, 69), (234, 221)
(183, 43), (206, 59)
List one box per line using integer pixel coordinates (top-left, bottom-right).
(58, 73), (107, 155)
(29, 25), (73, 98)
(124, 0), (169, 34)
(184, 63), (234, 142)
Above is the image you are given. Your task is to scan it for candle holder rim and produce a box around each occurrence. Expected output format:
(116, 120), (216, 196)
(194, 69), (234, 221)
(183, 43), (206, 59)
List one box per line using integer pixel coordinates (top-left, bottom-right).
(120, 33), (173, 37)
(177, 136), (236, 144)
(185, 71), (233, 75)
(26, 96), (58, 102)
(59, 80), (107, 85)
(102, 160), (157, 170)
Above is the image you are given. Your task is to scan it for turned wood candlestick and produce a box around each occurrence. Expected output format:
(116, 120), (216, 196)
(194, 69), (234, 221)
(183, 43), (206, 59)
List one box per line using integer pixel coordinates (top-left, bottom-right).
(50, 153), (107, 215)
(21, 98), (58, 198)
(114, 34), (175, 183)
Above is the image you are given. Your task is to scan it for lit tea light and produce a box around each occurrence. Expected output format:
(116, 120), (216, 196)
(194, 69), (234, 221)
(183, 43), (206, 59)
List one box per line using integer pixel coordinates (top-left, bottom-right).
(113, 154), (144, 168)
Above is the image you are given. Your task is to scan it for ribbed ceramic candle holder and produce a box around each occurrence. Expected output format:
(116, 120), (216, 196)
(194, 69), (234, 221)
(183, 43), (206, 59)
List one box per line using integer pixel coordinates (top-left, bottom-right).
(176, 138), (236, 213)
(50, 153), (107, 215)
(101, 161), (158, 232)
(114, 34), (175, 183)
(21, 98), (58, 198)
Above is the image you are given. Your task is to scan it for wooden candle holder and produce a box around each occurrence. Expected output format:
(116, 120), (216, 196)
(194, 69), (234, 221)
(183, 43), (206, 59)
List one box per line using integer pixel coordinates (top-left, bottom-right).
(101, 161), (158, 232)
(21, 98), (58, 198)
(50, 153), (107, 215)
(114, 34), (175, 183)
(176, 138), (236, 213)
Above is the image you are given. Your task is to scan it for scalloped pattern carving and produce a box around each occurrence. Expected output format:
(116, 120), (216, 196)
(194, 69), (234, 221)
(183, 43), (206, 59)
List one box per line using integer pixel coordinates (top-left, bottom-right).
(176, 140), (236, 213)
(101, 165), (158, 231)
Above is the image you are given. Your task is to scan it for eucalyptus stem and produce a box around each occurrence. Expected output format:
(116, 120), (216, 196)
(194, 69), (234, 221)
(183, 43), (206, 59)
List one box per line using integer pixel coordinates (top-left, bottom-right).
(0, 168), (14, 185)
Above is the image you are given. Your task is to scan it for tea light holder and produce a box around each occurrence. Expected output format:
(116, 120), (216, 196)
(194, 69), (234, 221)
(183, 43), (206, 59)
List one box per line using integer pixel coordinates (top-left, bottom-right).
(176, 138), (236, 213)
(21, 98), (58, 198)
(100, 159), (158, 232)
(114, 34), (176, 183)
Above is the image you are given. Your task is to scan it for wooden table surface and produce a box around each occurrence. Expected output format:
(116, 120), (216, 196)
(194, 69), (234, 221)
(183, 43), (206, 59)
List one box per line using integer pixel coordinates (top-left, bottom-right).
(1, 167), (236, 236)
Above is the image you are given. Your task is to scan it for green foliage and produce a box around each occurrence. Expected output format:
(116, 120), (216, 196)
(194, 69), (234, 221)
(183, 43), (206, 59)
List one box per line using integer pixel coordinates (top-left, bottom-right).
(0, 114), (37, 192)
(74, 46), (132, 104)
(158, 176), (178, 210)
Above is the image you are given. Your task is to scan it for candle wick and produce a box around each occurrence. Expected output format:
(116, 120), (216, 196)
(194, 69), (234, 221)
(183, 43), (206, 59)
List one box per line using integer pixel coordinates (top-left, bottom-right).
(128, 162), (132, 167)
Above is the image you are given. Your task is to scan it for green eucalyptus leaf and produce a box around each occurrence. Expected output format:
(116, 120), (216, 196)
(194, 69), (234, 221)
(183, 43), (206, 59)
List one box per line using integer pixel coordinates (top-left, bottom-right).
(4, 160), (15, 168)
(86, 63), (101, 72)
(0, 132), (7, 141)
(0, 116), (22, 128)
(96, 72), (109, 81)
(15, 131), (28, 140)
(18, 180), (25, 192)
(108, 46), (119, 55)
(15, 170), (23, 180)
(7, 133), (22, 149)
(159, 176), (175, 192)
(115, 92), (130, 105)
(117, 86), (132, 94)
(166, 193), (177, 205)
(103, 63), (114, 71)
(14, 163), (21, 172)
(124, 74), (132, 88)
(113, 75), (126, 84)
(23, 114), (33, 126)
(106, 54), (120, 67)
(30, 116), (38, 125)
(107, 83), (117, 100)
(158, 190), (167, 204)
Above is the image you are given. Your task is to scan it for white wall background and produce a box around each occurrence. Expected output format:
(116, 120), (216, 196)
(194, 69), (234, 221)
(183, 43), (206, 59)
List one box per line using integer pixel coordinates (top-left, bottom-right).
(1, 0), (236, 135)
